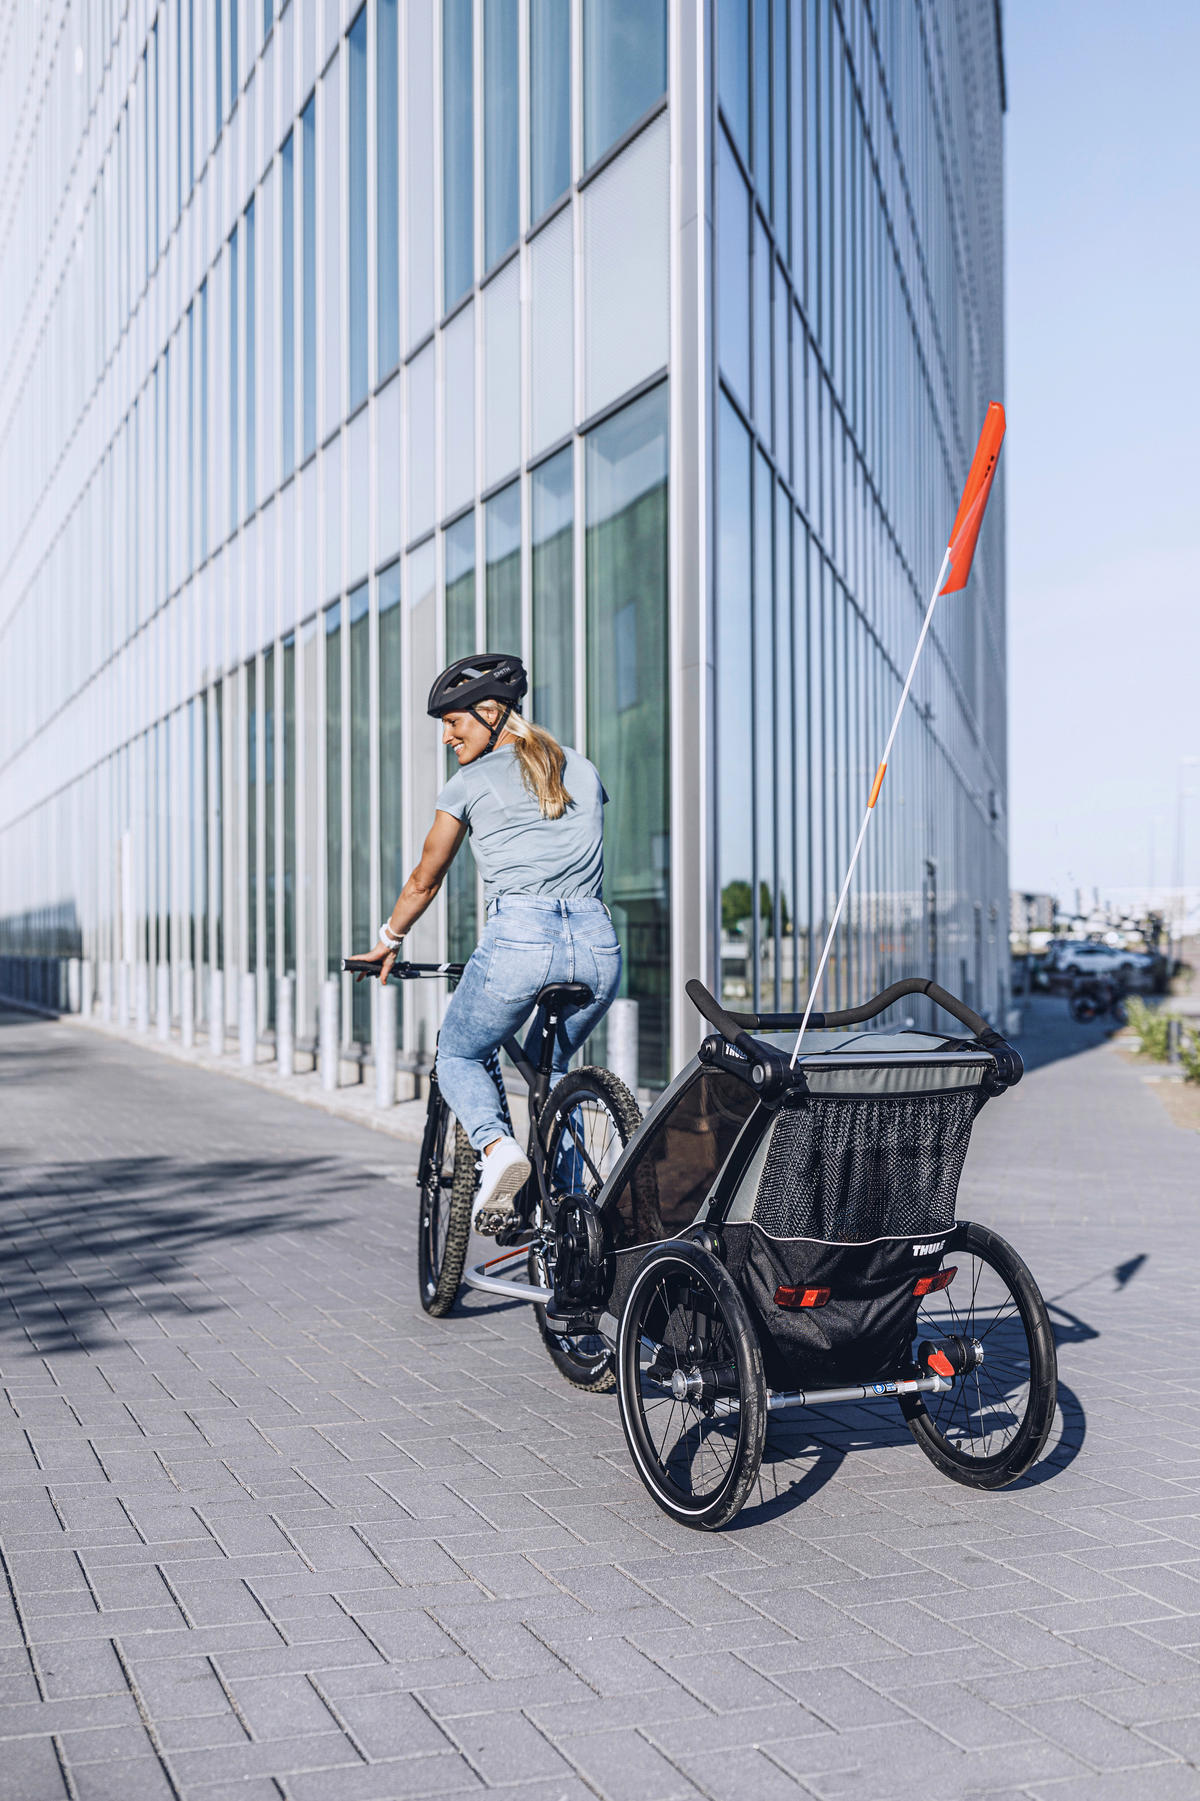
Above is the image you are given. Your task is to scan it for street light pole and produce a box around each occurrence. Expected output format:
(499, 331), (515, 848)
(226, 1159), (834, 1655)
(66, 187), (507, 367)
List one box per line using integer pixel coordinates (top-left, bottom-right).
(1172, 757), (1200, 965)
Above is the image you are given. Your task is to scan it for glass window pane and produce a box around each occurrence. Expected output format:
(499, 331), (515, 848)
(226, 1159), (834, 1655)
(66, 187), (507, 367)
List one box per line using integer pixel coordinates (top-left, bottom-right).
(282, 631), (295, 971)
(531, 446), (574, 748)
(228, 226), (238, 533)
(485, 482), (521, 651)
(321, 52), (342, 434)
(376, 0), (399, 376)
(443, 301), (475, 518)
(754, 0), (770, 196)
(583, 0), (666, 169)
(406, 0), (435, 345)
(379, 566), (404, 926)
(717, 0), (749, 158)
(444, 512), (476, 663)
(774, 258), (790, 482)
(264, 643), (276, 999)
(444, 514), (477, 965)
(246, 657), (257, 975)
(406, 542), (439, 964)
(406, 343), (434, 540)
(281, 130), (294, 478)
(582, 110), (668, 417)
(483, 261), (520, 485)
(717, 395), (751, 1006)
(484, 0), (518, 270)
(530, 0), (570, 220)
(530, 206), (572, 455)
(301, 94), (317, 459)
(717, 132), (749, 407)
(754, 453), (775, 1010)
(324, 601), (342, 974)
(348, 6), (368, 408)
(244, 197), (255, 516)
(349, 581), (370, 1041)
(442, 0), (474, 309)
(773, 0), (789, 244)
(586, 383), (669, 1084)
(753, 213), (771, 443)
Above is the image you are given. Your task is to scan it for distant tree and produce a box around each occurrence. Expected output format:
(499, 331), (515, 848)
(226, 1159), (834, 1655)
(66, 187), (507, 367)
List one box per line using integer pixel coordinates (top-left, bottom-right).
(722, 880), (753, 936)
(722, 880), (789, 935)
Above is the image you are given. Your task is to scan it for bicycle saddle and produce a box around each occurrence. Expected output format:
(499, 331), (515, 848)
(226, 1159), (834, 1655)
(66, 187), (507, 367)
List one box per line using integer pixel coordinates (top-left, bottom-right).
(535, 982), (594, 1009)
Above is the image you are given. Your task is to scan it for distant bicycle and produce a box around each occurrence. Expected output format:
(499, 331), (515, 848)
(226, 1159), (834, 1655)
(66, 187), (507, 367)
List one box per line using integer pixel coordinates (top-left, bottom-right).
(1068, 973), (1126, 1025)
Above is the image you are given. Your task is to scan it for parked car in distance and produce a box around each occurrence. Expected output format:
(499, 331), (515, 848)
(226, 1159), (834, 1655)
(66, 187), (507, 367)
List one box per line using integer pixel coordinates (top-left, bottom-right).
(1050, 941), (1132, 978)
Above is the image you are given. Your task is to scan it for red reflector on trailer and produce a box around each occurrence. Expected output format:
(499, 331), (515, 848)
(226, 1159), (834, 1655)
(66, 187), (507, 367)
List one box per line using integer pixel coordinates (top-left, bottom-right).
(913, 1266), (958, 1297)
(774, 1285), (831, 1309)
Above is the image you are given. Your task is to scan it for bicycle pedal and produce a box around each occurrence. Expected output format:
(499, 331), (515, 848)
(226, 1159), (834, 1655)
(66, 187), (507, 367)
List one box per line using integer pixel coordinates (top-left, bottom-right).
(472, 1207), (511, 1239)
(493, 1221), (535, 1249)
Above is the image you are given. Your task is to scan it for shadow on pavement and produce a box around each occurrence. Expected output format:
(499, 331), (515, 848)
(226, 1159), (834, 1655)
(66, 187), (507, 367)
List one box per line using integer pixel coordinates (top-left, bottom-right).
(1013, 990), (1129, 1073)
(0, 1155), (346, 1354)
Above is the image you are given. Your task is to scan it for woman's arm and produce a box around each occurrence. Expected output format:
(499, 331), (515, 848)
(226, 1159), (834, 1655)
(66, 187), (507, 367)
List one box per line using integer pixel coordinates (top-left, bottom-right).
(354, 810), (467, 983)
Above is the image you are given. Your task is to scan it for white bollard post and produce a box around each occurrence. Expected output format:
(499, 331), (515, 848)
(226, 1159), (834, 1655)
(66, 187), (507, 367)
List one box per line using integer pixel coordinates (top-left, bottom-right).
(156, 963), (171, 1041)
(607, 997), (640, 1096)
(135, 960), (151, 1032)
(80, 958), (94, 1017)
(67, 958), (81, 1014)
(239, 972), (257, 1067)
(209, 967), (226, 1053)
(375, 980), (397, 1108)
(180, 965), (196, 1048)
(276, 974), (295, 1077)
(319, 976), (340, 1091)
(100, 960), (113, 1022)
(118, 960), (131, 1026)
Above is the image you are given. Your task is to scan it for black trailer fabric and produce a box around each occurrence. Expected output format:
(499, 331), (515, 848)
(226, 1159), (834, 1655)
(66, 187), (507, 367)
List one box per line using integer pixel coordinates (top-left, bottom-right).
(753, 1087), (981, 1245)
(735, 1073), (989, 1387)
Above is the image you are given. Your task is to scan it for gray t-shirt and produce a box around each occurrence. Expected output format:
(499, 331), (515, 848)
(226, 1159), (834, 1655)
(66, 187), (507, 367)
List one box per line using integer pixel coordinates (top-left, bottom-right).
(436, 745), (607, 904)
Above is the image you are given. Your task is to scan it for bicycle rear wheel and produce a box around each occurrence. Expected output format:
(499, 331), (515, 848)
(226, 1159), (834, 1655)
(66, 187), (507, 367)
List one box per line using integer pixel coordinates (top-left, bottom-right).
(901, 1220), (1057, 1487)
(532, 1067), (641, 1391)
(417, 1099), (476, 1316)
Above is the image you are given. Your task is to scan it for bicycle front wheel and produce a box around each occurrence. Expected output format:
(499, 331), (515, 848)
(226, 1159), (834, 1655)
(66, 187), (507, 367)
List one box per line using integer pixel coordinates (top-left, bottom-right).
(417, 1099), (476, 1317)
(532, 1066), (642, 1391)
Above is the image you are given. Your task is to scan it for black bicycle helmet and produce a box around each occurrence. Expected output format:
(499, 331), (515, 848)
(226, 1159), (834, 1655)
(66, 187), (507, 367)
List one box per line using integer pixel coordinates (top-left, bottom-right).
(427, 652), (528, 753)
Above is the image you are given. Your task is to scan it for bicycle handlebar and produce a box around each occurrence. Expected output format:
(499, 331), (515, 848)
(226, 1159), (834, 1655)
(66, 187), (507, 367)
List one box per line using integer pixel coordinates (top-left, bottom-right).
(342, 957), (465, 981)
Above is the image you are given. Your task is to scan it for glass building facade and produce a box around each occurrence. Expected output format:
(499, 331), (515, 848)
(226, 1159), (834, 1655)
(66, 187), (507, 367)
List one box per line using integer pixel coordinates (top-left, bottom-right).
(0, 0), (1008, 1091)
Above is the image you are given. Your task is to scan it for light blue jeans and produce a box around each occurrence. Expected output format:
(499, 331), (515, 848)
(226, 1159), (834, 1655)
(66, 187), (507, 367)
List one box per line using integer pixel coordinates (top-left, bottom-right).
(436, 896), (622, 1153)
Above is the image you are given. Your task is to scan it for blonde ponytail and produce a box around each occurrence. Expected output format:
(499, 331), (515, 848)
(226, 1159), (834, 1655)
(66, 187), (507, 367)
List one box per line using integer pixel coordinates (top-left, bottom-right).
(478, 704), (572, 819)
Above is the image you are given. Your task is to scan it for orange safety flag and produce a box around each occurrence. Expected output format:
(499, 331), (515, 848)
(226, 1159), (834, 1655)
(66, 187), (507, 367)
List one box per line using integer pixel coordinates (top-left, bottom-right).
(940, 401), (1006, 594)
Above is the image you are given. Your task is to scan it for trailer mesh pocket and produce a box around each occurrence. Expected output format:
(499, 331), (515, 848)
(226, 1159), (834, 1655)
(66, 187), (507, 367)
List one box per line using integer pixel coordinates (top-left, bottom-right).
(753, 1089), (980, 1243)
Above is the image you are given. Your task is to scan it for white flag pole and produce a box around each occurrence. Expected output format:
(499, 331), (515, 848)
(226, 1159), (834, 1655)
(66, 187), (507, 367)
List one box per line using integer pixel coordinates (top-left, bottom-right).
(790, 544), (953, 1067)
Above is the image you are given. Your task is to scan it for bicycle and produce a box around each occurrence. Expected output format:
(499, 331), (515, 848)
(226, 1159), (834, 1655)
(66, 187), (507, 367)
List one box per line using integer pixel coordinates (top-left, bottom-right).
(1068, 973), (1127, 1025)
(343, 956), (642, 1390)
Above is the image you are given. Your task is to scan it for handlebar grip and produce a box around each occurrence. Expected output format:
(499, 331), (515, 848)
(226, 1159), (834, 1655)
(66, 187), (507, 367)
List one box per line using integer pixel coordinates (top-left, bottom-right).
(684, 979), (761, 1058)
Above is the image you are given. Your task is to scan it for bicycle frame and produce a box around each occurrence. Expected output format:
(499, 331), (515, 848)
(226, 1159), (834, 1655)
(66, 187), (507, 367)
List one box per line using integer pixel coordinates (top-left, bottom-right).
(345, 958), (606, 1221)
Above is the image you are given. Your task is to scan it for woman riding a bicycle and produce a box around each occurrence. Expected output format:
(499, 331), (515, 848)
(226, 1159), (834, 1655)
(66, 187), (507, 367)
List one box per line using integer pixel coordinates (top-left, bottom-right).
(356, 653), (622, 1234)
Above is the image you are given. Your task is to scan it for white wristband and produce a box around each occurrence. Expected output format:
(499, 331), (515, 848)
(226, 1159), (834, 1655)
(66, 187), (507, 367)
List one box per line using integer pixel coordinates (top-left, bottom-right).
(379, 920), (403, 949)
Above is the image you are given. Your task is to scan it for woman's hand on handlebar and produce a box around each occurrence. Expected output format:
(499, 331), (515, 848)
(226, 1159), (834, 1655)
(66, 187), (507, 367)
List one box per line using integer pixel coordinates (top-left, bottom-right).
(355, 940), (398, 985)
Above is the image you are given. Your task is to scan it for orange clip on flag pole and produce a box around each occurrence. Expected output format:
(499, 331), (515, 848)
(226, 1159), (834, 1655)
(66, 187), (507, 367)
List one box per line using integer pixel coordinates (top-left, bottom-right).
(791, 404), (1006, 1065)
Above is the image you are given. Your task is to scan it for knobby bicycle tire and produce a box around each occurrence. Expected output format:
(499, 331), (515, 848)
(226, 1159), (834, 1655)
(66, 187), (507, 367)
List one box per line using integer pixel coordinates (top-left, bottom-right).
(418, 1103), (476, 1317)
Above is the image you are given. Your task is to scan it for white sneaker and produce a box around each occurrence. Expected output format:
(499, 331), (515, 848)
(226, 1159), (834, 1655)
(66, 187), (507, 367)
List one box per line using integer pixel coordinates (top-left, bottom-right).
(472, 1136), (531, 1236)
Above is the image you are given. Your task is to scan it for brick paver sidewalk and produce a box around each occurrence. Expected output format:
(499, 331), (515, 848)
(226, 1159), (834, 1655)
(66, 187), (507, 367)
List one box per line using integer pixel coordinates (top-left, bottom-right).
(1, 1001), (1198, 1800)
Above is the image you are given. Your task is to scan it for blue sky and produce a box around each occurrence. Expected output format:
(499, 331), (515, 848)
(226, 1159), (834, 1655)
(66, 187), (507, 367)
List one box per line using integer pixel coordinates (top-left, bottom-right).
(1004, 0), (1200, 902)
